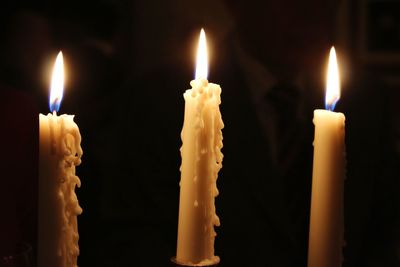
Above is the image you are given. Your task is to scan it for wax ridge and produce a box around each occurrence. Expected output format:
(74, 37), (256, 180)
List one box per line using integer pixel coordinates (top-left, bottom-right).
(56, 114), (83, 267)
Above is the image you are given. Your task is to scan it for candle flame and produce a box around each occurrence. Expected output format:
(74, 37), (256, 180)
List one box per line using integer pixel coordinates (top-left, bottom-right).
(325, 47), (340, 111)
(195, 28), (208, 80)
(49, 51), (64, 113)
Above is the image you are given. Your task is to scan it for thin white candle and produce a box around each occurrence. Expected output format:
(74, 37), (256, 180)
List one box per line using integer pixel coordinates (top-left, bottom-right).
(176, 29), (224, 266)
(38, 52), (83, 267)
(308, 47), (346, 267)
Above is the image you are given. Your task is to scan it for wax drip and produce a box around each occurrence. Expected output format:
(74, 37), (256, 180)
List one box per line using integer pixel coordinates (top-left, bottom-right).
(56, 115), (83, 267)
(180, 79), (224, 264)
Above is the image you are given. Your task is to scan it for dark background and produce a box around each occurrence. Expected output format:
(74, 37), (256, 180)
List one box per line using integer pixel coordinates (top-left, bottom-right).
(0, 0), (399, 266)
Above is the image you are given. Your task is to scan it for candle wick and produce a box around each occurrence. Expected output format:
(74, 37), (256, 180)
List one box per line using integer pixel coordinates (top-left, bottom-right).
(50, 97), (60, 114)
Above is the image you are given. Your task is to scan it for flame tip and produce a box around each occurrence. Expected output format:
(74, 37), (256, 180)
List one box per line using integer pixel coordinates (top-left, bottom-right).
(195, 28), (208, 80)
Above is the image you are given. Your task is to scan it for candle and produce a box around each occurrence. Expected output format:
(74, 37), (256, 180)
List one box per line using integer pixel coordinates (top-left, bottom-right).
(38, 52), (83, 267)
(176, 29), (224, 266)
(308, 47), (346, 267)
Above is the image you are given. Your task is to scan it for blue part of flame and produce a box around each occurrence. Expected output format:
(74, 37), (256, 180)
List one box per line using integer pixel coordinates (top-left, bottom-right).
(49, 98), (61, 113)
(325, 98), (338, 112)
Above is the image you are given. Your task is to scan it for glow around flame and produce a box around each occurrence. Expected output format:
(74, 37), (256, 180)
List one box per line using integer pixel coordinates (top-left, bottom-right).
(325, 47), (340, 111)
(49, 51), (64, 113)
(195, 28), (208, 80)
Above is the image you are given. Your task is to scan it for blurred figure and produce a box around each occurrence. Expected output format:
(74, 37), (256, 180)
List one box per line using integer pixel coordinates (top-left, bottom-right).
(223, 1), (399, 266)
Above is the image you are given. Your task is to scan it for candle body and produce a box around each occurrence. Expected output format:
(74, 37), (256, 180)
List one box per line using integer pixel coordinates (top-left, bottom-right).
(176, 79), (223, 266)
(38, 113), (83, 267)
(308, 109), (345, 267)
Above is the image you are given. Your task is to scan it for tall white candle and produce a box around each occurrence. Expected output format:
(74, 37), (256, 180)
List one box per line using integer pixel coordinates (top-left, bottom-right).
(308, 47), (345, 267)
(176, 29), (224, 266)
(38, 52), (83, 267)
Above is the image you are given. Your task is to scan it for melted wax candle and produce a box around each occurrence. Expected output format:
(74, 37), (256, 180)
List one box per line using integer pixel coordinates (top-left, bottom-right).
(38, 52), (83, 267)
(176, 29), (224, 266)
